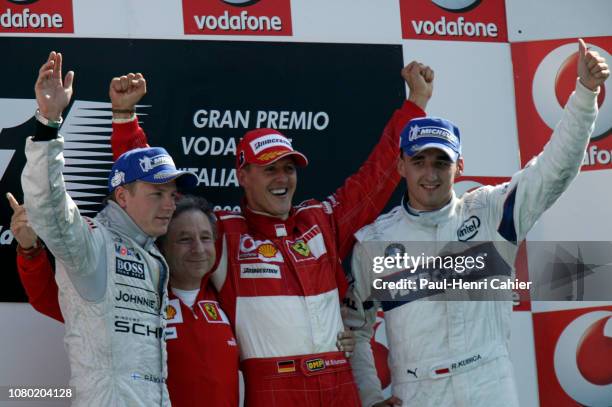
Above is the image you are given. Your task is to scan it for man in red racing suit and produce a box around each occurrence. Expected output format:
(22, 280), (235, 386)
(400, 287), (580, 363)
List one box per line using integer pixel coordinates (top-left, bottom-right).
(109, 61), (432, 406)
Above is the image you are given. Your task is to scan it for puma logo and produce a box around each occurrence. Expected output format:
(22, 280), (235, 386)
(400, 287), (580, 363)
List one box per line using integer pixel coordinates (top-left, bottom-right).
(407, 368), (418, 378)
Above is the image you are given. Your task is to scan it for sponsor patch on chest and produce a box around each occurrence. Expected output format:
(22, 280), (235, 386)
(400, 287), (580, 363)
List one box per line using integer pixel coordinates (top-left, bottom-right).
(286, 225), (327, 261)
(114, 243), (142, 261)
(240, 263), (281, 279)
(116, 258), (146, 280)
(198, 300), (230, 324)
(457, 216), (481, 241)
(238, 234), (284, 263)
(165, 326), (178, 340)
(165, 299), (183, 324)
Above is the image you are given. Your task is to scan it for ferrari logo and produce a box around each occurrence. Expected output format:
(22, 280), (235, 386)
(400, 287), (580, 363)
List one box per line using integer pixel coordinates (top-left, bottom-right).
(291, 240), (310, 257)
(204, 303), (220, 321)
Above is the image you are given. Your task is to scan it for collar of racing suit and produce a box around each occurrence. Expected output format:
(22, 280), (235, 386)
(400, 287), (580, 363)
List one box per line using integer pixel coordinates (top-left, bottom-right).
(400, 191), (458, 227)
(97, 200), (158, 251)
(241, 199), (297, 238)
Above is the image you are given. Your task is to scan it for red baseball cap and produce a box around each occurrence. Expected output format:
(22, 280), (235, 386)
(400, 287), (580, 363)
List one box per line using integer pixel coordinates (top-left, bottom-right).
(236, 128), (309, 170)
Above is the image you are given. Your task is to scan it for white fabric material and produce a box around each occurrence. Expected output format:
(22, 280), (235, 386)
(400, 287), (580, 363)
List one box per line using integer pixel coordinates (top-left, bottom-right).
(171, 287), (200, 308)
(235, 289), (344, 359)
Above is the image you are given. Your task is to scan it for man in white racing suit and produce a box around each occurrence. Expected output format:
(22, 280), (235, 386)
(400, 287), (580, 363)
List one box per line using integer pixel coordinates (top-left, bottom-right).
(21, 51), (197, 406)
(346, 39), (609, 407)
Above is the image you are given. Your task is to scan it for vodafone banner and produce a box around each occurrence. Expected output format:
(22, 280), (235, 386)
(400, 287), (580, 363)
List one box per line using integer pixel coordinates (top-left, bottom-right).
(182, 0), (292, 36)
(533, 305), (612, 406)
(0, 0), (73, 33)
(399, 0), (507, 43)
(512, 36), (612, 171)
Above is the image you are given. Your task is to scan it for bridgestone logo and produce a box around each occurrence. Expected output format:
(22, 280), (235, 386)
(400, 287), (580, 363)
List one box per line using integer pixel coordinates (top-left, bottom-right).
(193, 11), (282, 32)
(412, 16), (497, 38)
(240, 263), (281, 279)
(249, 135), (292, 155)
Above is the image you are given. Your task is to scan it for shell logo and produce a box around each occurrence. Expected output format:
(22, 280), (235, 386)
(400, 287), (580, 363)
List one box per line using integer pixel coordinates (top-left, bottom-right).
(258, 243), (278, 258)
(165, 305), (177, 320)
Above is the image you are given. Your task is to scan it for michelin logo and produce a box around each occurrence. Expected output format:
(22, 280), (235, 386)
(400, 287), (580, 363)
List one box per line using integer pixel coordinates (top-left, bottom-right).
(139, 154), (174, 173)
(408, 125), (458, 144)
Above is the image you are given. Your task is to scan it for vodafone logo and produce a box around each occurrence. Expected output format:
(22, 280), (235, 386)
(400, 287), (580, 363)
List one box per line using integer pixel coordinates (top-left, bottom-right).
(533, 42), (611, 141)
(0, 0), (73, 33)
(400, 0), (506, 42)
(431, 0), (481, 13)
(554, 311), (612, 406)
(182, 0), (292, 36)
(221, 0), (260, 6)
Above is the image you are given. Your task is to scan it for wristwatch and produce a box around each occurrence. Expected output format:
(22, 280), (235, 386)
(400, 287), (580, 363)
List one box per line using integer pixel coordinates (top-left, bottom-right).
(35, 109), (63, 128)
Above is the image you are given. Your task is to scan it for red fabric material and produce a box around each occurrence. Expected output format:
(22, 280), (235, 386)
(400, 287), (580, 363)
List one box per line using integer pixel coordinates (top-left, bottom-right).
(242, 352), (361, 407)
(111, 118), (149, 160)
(16, 248), (63, 322)
(166, 285), (240, 407)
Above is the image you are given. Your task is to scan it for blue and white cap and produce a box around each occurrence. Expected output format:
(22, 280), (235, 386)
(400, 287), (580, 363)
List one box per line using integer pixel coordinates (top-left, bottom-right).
(108, 147), (198, 192)
(400, 117), (461, 162)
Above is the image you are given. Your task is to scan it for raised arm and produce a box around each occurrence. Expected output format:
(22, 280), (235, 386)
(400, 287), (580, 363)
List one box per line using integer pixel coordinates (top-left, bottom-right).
(22, 52), (103, 286)
(8, 193), (63, 323)
(109, 73), (149, 159)
(489, 39), (609, 242)
(326, 61), (433, 259)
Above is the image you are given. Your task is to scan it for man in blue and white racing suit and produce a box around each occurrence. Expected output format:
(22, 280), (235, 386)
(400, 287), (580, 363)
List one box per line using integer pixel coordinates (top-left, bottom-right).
(346, 39), (609, 407)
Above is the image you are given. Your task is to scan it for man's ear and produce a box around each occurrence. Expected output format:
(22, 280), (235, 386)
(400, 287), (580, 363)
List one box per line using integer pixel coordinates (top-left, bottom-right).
(455, 157), (464, 177)
(237, 167), (247, 187)
(114, 186), (129, 208)
(397, 154), (407, 178)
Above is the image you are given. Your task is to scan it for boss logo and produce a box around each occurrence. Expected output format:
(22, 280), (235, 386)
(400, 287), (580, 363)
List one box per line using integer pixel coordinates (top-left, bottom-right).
(457, 216), (481, 241)
(116, 258), (146, 280)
